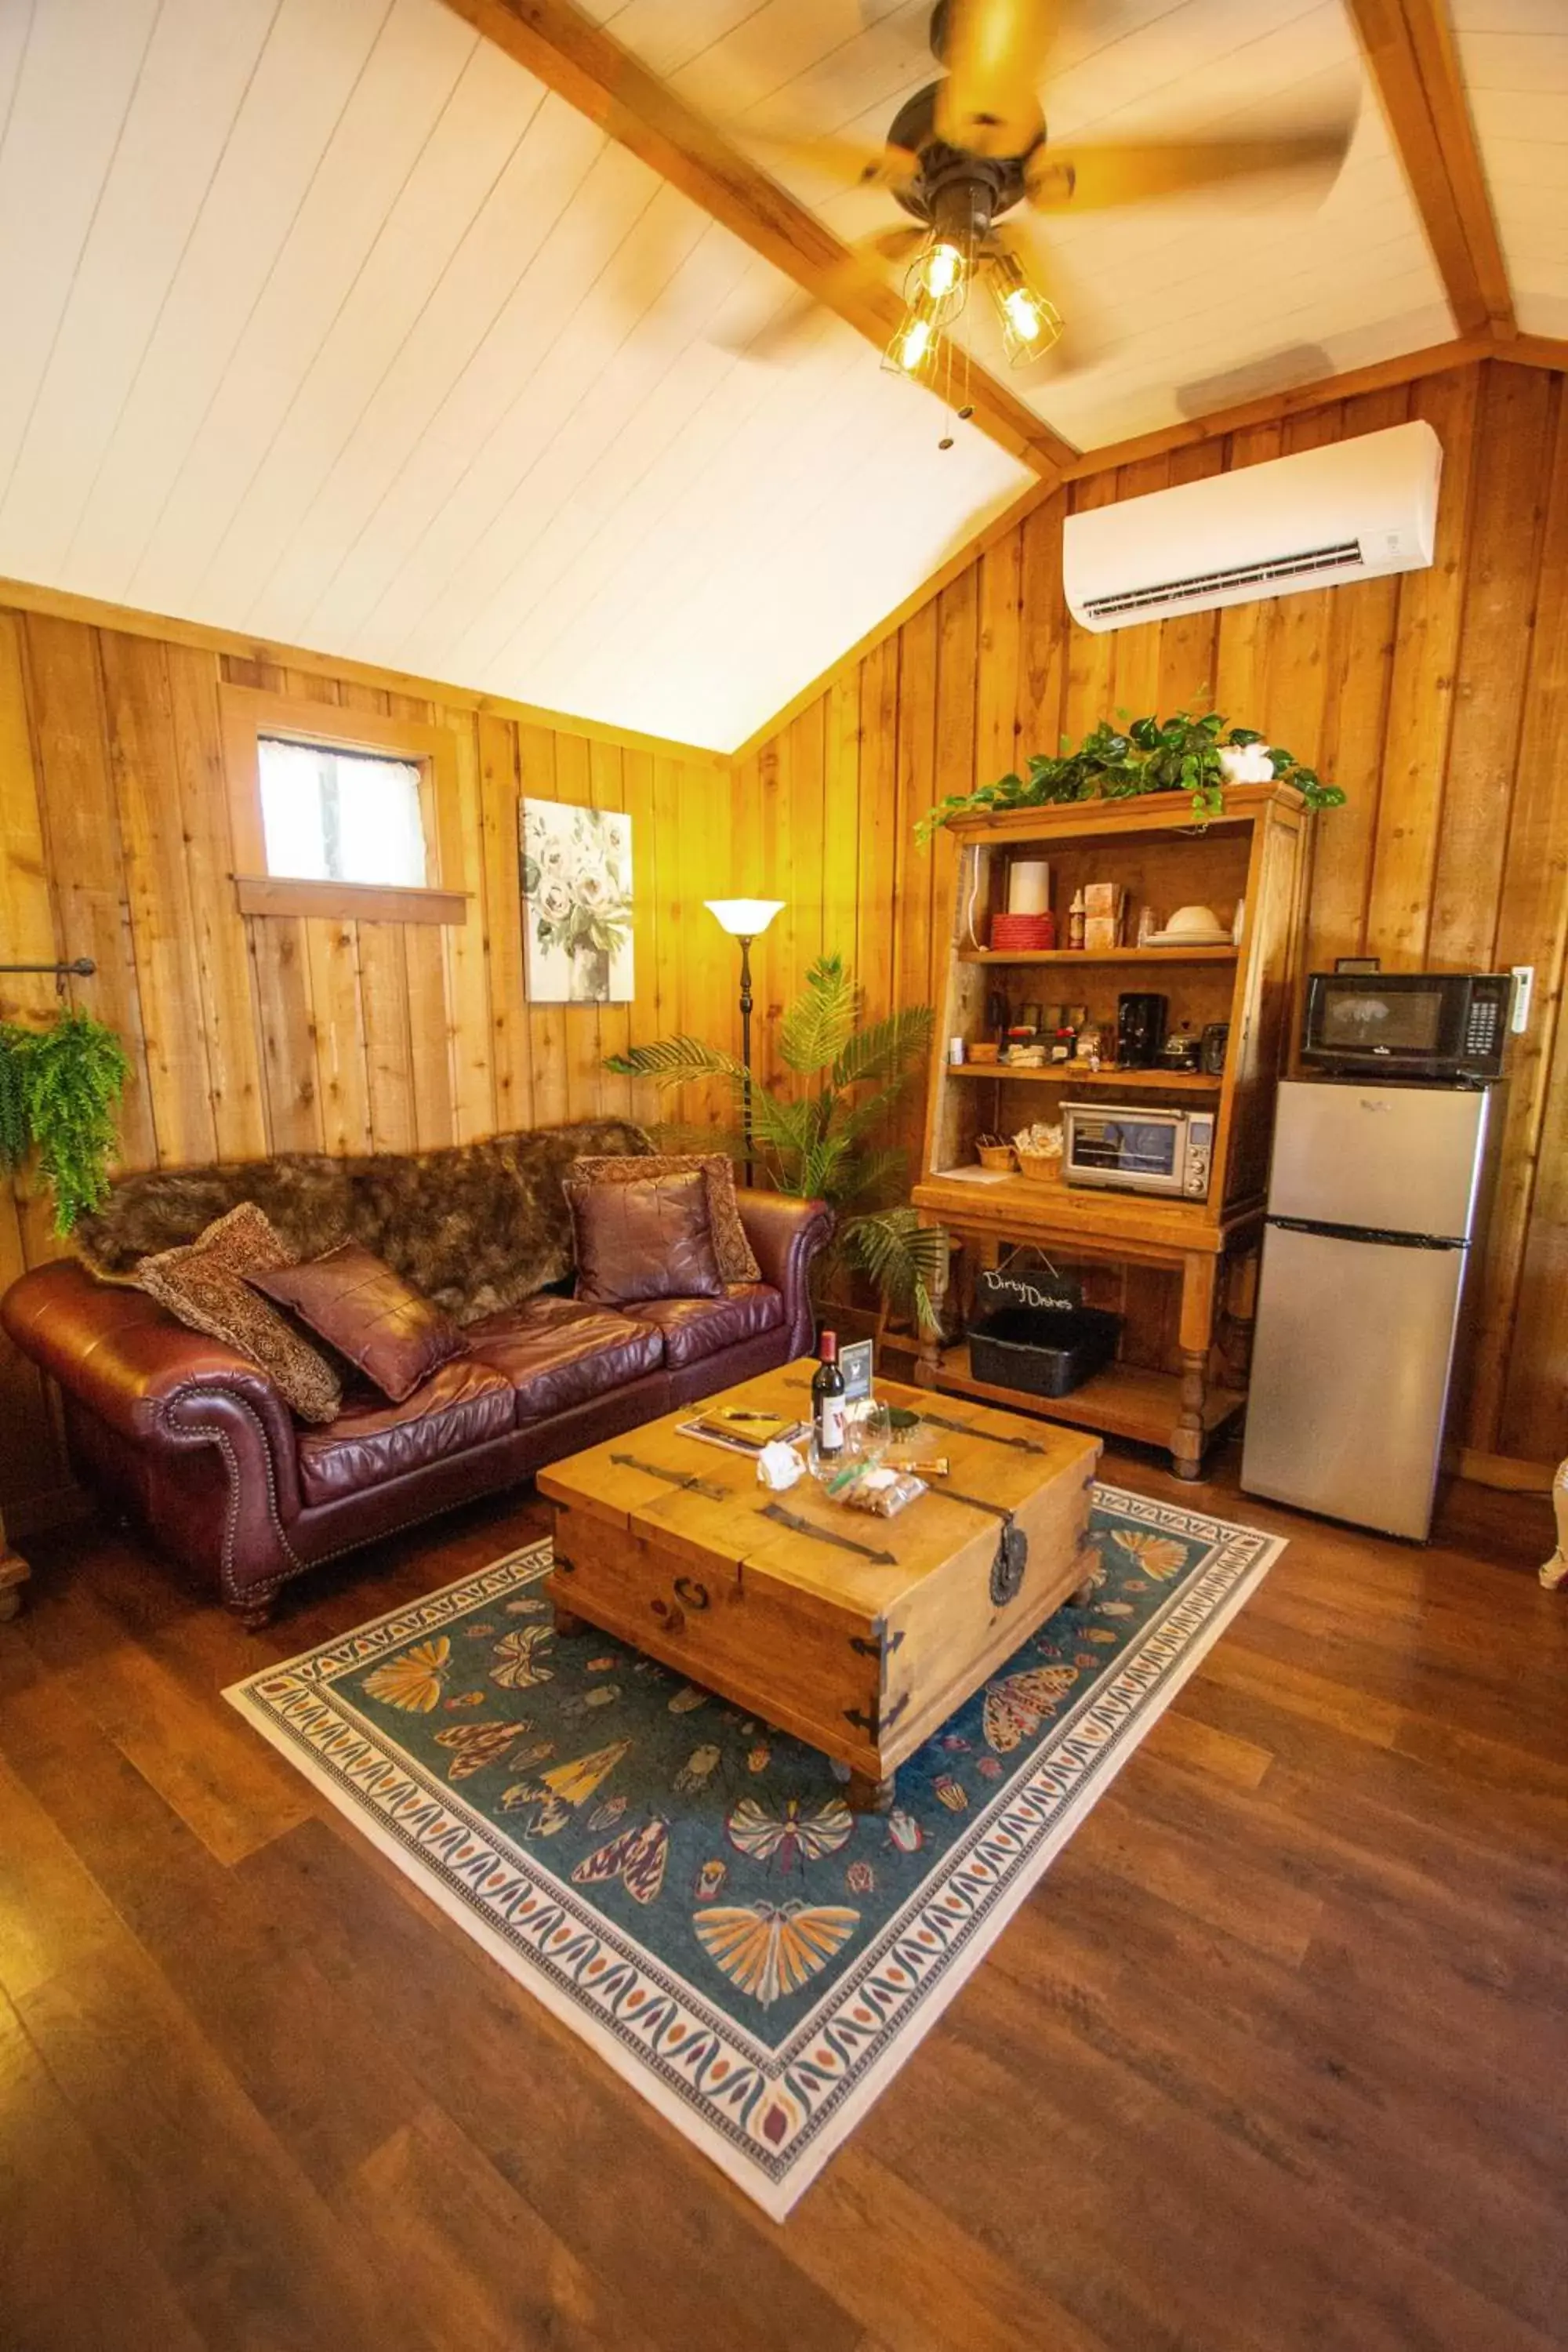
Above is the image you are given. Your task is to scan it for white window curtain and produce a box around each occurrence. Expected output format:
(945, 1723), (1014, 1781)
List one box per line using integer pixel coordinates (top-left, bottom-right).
(259, 739), (426, 888)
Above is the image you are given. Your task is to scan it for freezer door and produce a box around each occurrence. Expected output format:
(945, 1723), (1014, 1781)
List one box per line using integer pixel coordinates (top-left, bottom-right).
(1240, 1222), (1468, 1539)
(1267, 1081), (1488, 1239)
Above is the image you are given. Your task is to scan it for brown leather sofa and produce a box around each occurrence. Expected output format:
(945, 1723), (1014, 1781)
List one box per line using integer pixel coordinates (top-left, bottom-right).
(1, 1122), (832, 1625)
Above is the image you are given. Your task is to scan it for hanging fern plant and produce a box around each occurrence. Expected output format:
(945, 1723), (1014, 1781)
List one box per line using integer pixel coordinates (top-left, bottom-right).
(0, 1010), (131, 1233)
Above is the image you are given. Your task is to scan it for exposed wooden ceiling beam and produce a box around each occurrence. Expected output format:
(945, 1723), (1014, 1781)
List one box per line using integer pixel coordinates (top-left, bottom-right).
(434, 0), (1076, 481)
(1345, 0), (1515, 338)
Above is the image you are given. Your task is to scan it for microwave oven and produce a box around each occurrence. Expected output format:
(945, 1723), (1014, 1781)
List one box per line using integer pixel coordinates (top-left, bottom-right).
(1301, 971), (1512, 1081)
(1063, 1103), (1214, 1200)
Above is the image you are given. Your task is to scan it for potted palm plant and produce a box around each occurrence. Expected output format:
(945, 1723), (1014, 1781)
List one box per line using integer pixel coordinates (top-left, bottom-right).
(606, 955), (946, 1335)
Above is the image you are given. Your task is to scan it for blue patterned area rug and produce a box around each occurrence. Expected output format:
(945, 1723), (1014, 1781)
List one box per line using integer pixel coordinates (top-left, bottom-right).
(227, 1485), (1283, 2217)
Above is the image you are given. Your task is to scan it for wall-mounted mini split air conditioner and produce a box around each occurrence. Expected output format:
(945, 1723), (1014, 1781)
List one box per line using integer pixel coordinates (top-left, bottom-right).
(1062, 419), (1442, 633)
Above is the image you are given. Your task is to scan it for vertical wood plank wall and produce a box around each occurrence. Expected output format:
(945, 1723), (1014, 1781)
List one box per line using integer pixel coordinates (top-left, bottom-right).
(0, 615), (734, 1528)
(2, 352), (1565, 1520)
(739, 358), (1568, 1473)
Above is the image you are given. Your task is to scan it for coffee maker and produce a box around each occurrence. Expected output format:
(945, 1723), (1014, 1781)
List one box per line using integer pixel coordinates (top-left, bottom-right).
(1117, 992), (1167, 1068)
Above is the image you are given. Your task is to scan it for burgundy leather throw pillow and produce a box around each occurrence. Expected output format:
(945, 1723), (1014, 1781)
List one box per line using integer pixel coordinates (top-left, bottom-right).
(569, 1152), (760, 1284)
(249, 1242), (466, 1405)
(567, 1168), (724, 1307)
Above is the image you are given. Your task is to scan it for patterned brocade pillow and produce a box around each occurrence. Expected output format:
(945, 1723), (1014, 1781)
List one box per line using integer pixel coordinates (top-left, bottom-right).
(136, 1201), (343, 1425)
(569, 1152), (760, 1284)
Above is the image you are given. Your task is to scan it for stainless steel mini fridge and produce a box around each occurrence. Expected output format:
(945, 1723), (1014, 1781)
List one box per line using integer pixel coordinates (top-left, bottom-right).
(1240, 1080), (1490, 1539)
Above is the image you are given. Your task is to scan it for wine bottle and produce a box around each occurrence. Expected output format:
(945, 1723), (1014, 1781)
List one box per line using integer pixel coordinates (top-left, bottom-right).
(811, 1330), (846, 1461)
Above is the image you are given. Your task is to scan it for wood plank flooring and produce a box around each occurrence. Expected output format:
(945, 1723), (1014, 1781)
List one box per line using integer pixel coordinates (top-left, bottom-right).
(1, 1446), (1564, 2352)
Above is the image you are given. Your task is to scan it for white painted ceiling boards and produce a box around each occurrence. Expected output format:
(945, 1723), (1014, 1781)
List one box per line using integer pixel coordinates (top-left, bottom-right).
(0, 0), (1555, 748)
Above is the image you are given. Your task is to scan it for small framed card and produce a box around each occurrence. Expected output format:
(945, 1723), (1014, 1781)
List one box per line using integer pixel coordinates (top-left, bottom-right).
(839, 1338), (874, 1403)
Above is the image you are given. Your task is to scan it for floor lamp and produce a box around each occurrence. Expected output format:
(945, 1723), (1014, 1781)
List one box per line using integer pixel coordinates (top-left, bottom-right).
(704, 899), (784, 1188)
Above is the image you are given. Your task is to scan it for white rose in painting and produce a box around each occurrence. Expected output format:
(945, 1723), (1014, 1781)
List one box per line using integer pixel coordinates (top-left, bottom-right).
(539, 877), (573, 924)
(1218, 742), (1275, 785)
(573, 862), (612, 910)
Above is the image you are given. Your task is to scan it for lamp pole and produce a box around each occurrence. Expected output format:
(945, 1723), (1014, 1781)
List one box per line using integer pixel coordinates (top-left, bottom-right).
(736, 932), (756, 1187)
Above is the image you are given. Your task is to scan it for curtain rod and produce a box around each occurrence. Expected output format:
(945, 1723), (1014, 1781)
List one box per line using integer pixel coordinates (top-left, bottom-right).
(0, 958), (96, 989)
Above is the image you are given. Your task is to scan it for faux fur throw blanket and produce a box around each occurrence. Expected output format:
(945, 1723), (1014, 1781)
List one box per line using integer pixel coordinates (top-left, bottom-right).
(74, 1121), (651, 1326)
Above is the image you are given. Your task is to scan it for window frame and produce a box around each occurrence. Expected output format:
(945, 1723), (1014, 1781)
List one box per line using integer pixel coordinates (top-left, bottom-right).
(220, 684), (469, 924)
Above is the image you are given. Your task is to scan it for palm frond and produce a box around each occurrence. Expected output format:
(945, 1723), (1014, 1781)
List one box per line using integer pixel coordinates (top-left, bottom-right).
(831, 1004), (933, 1091)
(605, 1036), (750, 1089)
(833, 1144), (908, 1207)
(777, 956), (858, 1075)
(835, 1082), (912, 1149)
(746, 1086), (819, 1164)
(840, 1209), (948, 1335)
(647, 1118), (750, 1164)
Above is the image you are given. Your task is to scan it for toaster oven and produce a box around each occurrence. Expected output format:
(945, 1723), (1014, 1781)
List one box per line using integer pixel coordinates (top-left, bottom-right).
(1062, 1102), (1215, 1200)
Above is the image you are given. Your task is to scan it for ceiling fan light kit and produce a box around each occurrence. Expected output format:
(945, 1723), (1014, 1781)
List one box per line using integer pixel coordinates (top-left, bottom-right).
(752, 1), (1356, 408)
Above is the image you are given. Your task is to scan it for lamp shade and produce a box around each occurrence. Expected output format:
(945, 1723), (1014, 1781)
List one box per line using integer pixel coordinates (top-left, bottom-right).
(705, 898), (784, 938)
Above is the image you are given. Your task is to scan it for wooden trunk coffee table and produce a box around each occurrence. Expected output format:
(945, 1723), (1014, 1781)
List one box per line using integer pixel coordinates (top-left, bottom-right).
(537, 1363), (1102, 1809)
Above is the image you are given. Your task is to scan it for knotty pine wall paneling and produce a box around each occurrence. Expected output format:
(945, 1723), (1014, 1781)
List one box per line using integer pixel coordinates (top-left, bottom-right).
(740, 357), (1568, 1476)
(0, 611), (735, 1530)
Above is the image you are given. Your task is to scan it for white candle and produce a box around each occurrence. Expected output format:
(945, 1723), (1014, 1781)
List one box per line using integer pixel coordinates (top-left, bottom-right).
(1007, 859), (1051, 915)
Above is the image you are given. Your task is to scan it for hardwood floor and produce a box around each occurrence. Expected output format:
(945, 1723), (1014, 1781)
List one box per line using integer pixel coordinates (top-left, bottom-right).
(1, 1444), (1564, 2352)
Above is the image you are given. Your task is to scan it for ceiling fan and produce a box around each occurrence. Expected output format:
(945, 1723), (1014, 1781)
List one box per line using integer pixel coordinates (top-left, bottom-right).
(739, 0), (1357, 383)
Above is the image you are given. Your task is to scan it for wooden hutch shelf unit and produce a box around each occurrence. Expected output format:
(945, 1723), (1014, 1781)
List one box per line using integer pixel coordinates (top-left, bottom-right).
(912, 782), (1307, 1479)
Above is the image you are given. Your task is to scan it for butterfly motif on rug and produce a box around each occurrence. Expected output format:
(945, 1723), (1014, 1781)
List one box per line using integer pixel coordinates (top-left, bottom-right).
(361, 1637), (451, 1714)
(693, 1901), (860, 2008)
(571, 1817), (670, 1907)
(491, 1628), (554, 1687)
(725, 1796), (853, 1869)
(434, 1719), (531, 1780)
(1110, 1529), (1189, 1581)
(982, 1664), (1079, 1754)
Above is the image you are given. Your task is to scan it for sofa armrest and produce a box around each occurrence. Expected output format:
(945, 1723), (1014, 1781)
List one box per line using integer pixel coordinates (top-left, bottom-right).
(2, 1261), (303, 1522)
(734, 1190), (833, 1356)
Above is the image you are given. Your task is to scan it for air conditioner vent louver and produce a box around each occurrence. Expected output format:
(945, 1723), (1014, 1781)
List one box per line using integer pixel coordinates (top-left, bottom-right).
(1084, 540), (1364, 621)
(1063, 422), (1443, 634)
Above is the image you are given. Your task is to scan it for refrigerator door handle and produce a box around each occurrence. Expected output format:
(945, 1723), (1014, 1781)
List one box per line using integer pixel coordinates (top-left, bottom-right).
(1266, 1215), (1468, 1251)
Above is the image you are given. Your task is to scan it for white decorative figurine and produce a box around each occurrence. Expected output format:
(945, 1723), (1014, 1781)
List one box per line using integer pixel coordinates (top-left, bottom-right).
(1542, 1458), (1568, 1590)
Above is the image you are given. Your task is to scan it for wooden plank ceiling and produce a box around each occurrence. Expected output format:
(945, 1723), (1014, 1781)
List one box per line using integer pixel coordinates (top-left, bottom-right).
(0, 0), (1552, 752)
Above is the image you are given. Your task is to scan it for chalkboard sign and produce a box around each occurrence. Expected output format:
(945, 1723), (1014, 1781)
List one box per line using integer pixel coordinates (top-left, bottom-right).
(975, 1265), (1083, 1316)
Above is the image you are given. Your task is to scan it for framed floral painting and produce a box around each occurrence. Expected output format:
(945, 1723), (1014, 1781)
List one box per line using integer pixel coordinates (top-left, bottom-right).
(519, 799), (633, 1005)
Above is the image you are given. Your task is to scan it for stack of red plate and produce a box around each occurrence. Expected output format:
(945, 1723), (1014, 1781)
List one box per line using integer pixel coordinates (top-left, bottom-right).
(989, 911), (1055, 951)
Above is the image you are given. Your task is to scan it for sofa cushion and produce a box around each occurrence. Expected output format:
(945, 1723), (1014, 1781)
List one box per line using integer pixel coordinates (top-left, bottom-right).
(463, 1296), (665, 1422)
(630, 1283), (785, 1370)
(249, 1241), (465, 1404)
(135, 1203), (343, 1425)
(295, 1358), (515, 1507)
(570, 1152), (761, 1284)
(568, 1169), (724, 1307)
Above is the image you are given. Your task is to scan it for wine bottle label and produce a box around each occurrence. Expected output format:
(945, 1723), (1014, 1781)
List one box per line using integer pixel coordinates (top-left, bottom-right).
(818, 1396), (845, 1452)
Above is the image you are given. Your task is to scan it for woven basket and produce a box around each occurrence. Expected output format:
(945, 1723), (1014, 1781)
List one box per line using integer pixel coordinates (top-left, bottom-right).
(1015, 1148), (1062, 1183)
(976, 1143), (1015, 1173)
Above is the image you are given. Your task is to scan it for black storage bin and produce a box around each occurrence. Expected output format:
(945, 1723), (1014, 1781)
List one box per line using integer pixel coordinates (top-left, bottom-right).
(967, 1301), (1121, 1399)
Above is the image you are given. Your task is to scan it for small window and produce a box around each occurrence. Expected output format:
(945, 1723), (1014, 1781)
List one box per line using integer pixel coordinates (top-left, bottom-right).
(258, 737), (427, 889)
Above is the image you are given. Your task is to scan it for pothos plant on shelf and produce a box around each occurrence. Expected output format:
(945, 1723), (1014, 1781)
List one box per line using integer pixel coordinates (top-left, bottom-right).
(604, 955), (946, 1336)
(0, 1008), (131, 1234)
(915, 709), (1345, 843)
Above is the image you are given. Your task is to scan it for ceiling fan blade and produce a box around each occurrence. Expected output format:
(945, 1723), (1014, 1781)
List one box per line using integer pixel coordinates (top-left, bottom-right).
(737, 127), (920, 194)
(938, 0), (1059, 160)
(710, 230), (924, 361)
(1026, 125), (1353, 212)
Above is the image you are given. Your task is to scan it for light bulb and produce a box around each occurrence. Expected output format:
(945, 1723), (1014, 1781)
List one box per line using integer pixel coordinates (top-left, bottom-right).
(986, 249), (1063, 365)
(896, 314), (935, 372)
(920, 239), (964, 300)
